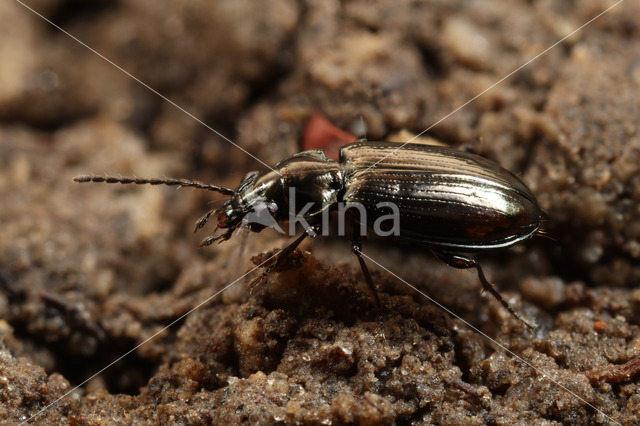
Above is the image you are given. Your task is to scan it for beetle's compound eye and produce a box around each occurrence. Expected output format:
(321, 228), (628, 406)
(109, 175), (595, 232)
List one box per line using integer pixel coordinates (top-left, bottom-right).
(217, 211), (231, 228)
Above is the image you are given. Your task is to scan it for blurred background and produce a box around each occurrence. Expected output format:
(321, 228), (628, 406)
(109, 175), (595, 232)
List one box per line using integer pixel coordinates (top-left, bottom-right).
(1, 0), (639, 423)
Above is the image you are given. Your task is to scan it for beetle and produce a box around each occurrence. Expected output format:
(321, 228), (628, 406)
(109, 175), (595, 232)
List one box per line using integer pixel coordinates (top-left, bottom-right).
(75, 140), (542, 328)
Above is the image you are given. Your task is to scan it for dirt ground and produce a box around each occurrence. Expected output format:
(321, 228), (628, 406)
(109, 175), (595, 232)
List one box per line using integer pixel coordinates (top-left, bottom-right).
(1, 0), (640, 424)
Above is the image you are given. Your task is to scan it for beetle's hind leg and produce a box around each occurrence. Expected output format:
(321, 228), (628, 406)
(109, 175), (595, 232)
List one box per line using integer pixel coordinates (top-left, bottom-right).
(432, 250), (537, 330)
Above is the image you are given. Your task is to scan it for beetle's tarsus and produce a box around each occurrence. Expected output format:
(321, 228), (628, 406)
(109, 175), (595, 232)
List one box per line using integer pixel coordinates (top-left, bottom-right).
(200, 228), (234, 247)
(375, 314), (386, 342)
(194, 210), (217, 233)
(199, 236), (221, 247)
(247, 271), (268, 290)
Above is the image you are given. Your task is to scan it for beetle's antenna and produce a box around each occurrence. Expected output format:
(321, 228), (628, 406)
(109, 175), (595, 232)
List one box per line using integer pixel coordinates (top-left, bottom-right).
(535, 229), (556, 242)
(534, 213), (555, 241)
(74, 175), (235, 195)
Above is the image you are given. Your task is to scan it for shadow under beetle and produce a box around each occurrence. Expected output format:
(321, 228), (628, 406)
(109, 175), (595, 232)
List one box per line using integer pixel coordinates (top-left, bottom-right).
(75, 140), (542, 329)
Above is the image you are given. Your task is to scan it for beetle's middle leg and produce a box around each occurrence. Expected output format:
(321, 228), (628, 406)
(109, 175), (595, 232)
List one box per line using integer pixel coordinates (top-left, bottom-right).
(350, 225), (381, 309)
(432, 250), (537, 330)
(350, 223), (385, 339)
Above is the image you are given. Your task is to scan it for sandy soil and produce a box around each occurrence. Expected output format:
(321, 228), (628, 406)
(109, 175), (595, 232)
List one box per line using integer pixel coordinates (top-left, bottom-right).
(1, 0), (640, 424)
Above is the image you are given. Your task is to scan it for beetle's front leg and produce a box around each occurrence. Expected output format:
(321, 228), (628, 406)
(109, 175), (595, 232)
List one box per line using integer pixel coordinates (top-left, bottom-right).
(247, 225), (320, 290)
(432, 250), (537, 330)
(199, 227), (234, 247)
(193, 209), (220, 233)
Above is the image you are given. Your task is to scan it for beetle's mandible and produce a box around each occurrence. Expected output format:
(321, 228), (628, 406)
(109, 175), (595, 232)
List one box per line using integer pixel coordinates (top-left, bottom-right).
(75, 140), (543, 329)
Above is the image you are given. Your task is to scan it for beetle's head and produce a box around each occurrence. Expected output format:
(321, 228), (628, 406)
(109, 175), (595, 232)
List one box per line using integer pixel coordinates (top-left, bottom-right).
(197, 150), (342, 247)
(217, 169), (285, 234)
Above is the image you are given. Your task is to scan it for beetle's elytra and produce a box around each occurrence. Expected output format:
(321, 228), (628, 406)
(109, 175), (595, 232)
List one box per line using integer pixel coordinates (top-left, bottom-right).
(341, 142), (541, 250)
(75, 140), (542, 329)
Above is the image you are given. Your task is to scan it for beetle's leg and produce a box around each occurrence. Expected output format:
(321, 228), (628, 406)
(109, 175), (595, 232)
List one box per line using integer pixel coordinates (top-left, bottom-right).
(194, 209), (218, 233)
(432, 250), (537, 330)
(199, 227), (234, 247)
(350, 225), (385, 339)
(350, 232), (380, 309)
(247, 225), (319, 290)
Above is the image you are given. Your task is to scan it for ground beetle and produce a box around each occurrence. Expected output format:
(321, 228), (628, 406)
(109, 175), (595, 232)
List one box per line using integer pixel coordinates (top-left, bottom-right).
(75, 140), (542, 328)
